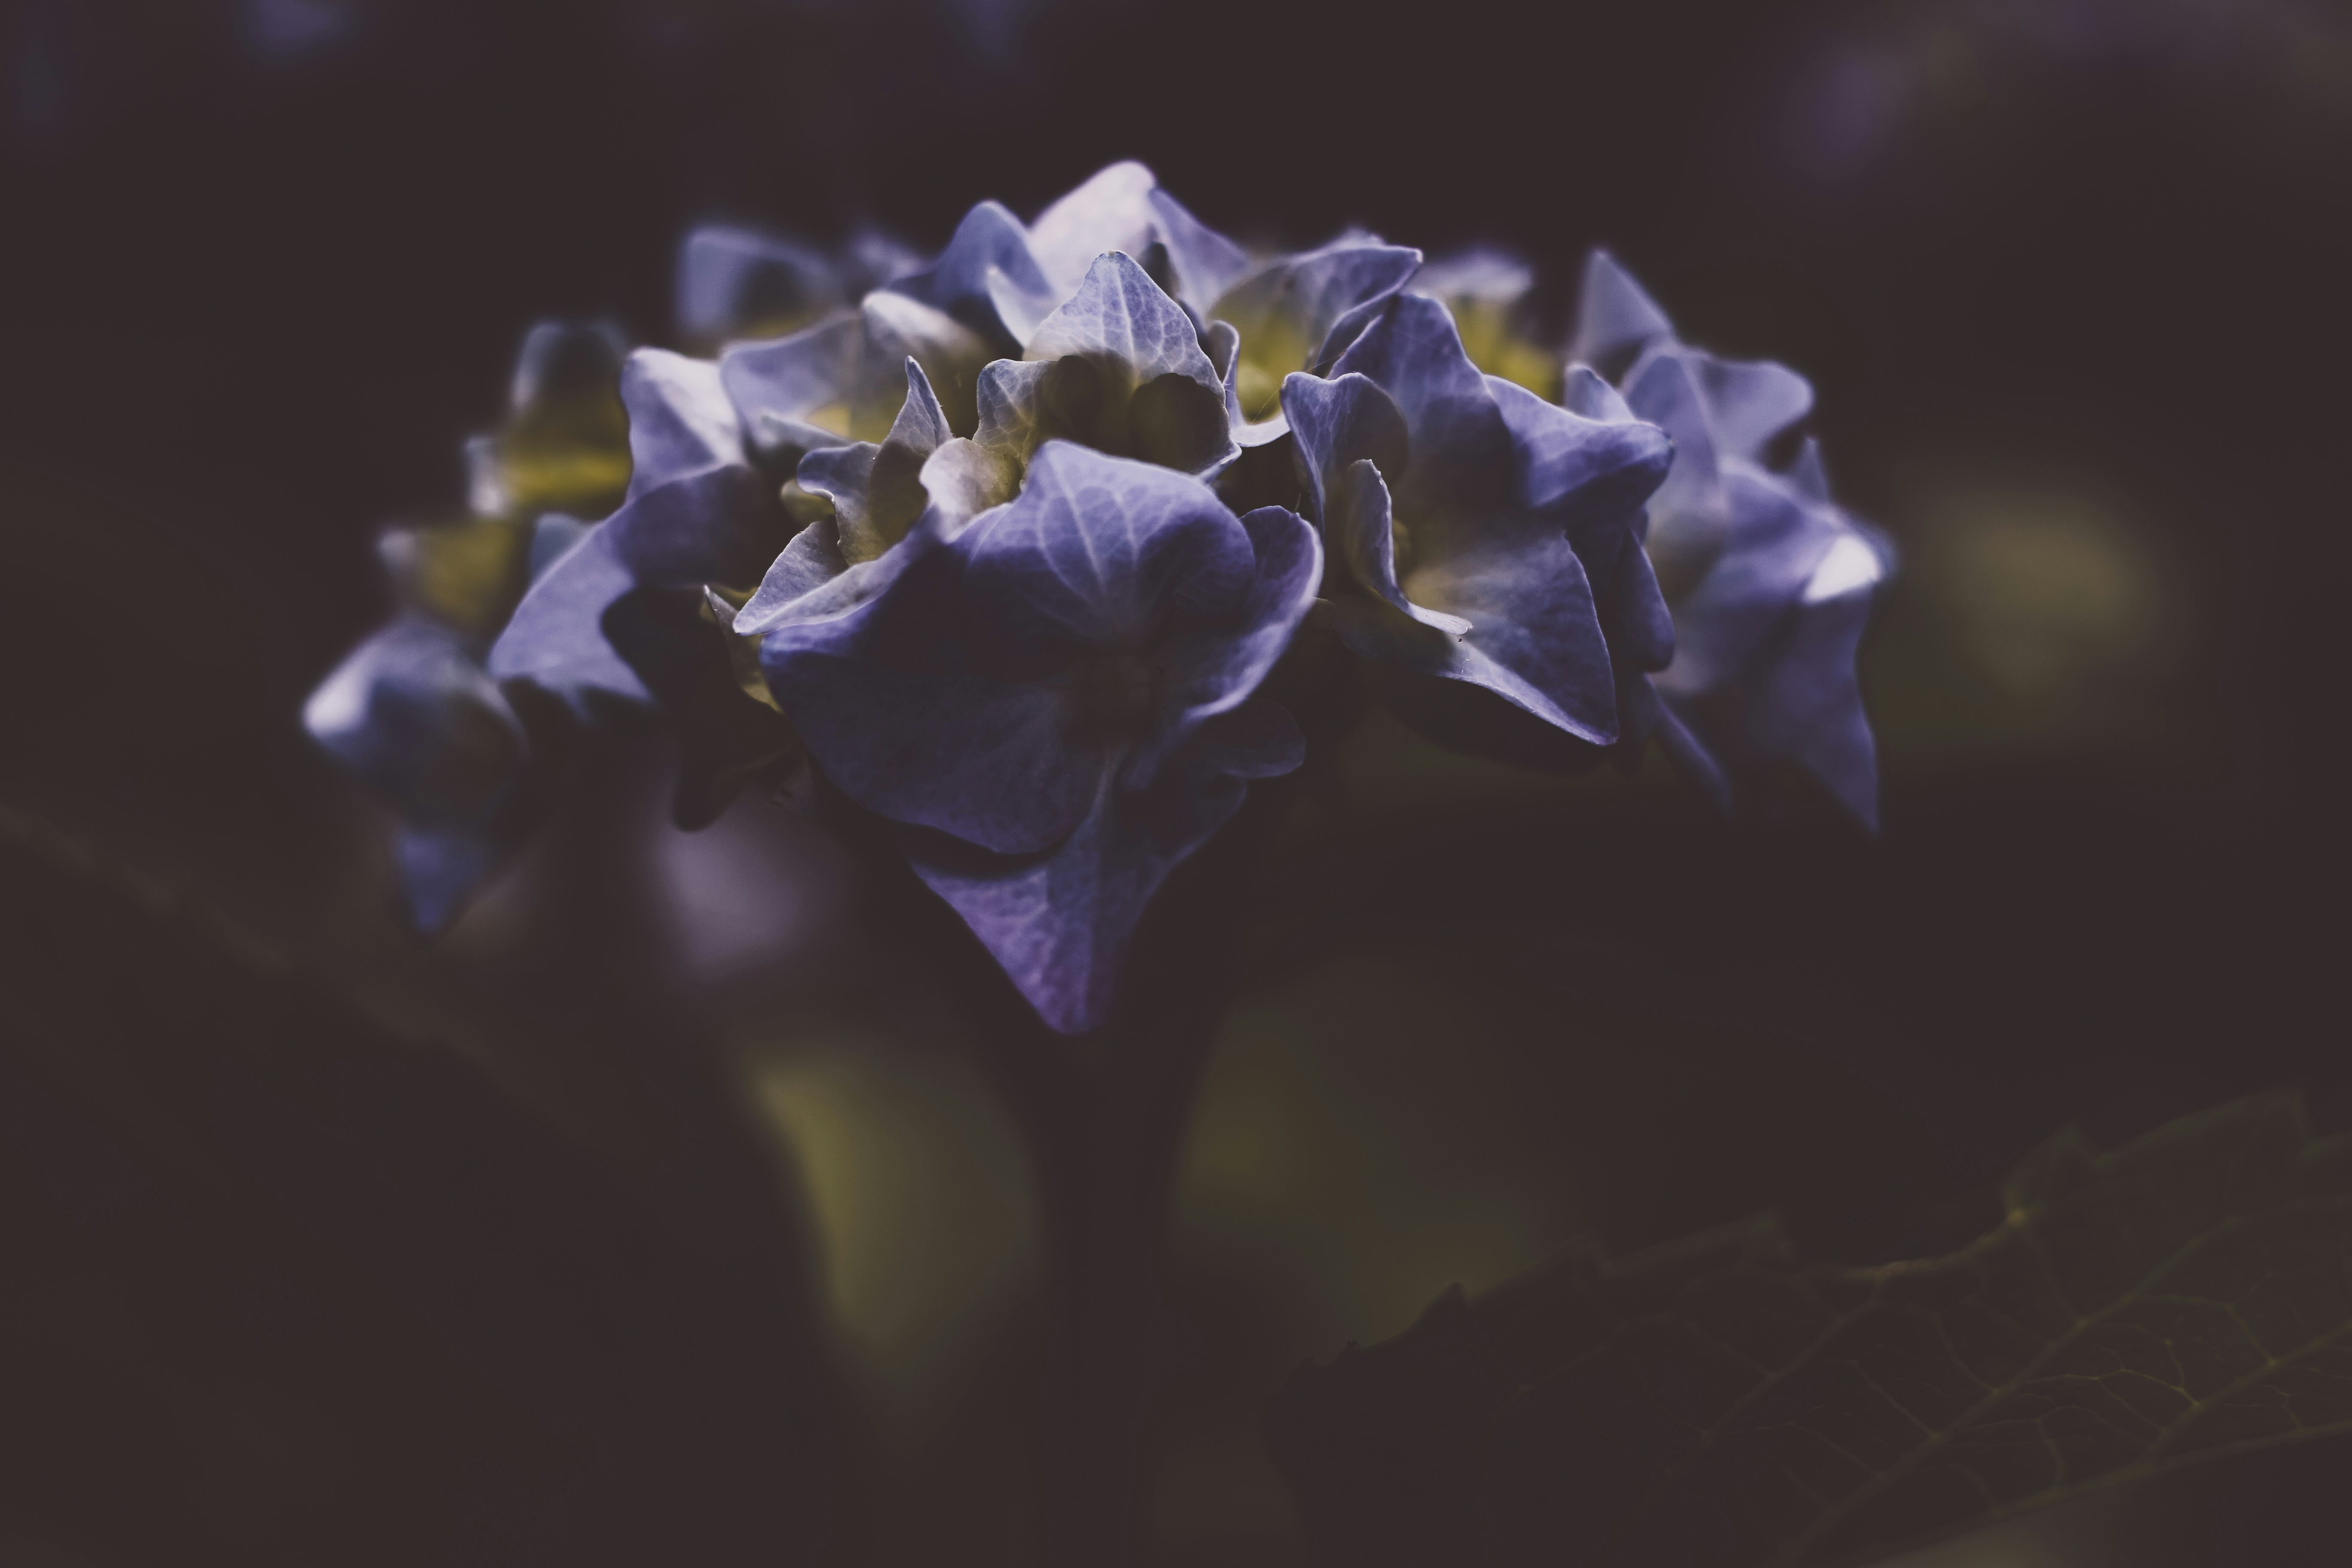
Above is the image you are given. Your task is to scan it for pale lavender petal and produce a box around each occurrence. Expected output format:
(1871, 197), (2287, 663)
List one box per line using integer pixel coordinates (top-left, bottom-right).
(1026, 251), (1224, 395)
(1146, 186), (1252, 311)
(860, 289), (991, 434)
(733, 517), (850, 635)
(619, 349), (745, 495)
(1027, 160), (1160, 298)
(487, 524), (655, 712)
(1568, 249), (1675, 371)
(719, 312), (863, 456)
(1696, 354), (1814, 462)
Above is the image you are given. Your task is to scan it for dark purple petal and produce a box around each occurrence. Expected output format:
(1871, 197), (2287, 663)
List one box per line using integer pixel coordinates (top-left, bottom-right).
(903, 697), (1302, 1034)
(1329, 293), (1513, 509)
(1483, 374), (1672, 525)
(606, 462), (786, 588)
(307, 617), (527, 825)
(759, 523), (1106, 856)
(961, 440), (1256, 653)
(1279, 370), (1409, 524)
(887, 199), (1054, 351)
(1132, 502), (1321, 785)
(487, 525), (655, 712)
(392, 824), (502, 935)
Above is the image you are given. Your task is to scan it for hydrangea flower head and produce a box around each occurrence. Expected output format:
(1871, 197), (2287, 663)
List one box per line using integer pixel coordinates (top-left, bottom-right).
(1570, 252), (1891, 827)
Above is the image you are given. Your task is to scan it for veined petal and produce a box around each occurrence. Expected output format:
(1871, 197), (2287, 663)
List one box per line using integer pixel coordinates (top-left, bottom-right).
(1279, 371), (1409, 525)
(1028, 160), (1161, 298)
(720, 312), (864, 455)
(961, 441), (1256, 653)
(1026, 251), (1225, 395)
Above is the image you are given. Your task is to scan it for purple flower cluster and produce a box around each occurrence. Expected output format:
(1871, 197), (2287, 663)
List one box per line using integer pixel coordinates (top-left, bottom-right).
(308, 162), (1888, 1029)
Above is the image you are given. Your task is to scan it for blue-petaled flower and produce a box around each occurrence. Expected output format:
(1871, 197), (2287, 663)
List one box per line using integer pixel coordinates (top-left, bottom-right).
(1570, 252), (1891, 827)
(1280, 294), (1676, 763)
(753, 441), (1319, 1033)
(305, 321), (631, 929)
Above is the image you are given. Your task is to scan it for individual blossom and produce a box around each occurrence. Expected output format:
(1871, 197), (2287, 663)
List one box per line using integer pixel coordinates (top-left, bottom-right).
(751, 441), (1320, 1034)
(306, 321), (632, 929)
(1568, 251), (1891, 828)
(1278, 291), (1676, 764)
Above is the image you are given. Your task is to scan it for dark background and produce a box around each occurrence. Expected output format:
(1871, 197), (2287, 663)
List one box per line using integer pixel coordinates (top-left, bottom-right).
(1, 0), (2344, 1563)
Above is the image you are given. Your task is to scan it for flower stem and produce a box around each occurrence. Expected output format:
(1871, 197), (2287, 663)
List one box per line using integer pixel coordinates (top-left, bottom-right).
(826, 778), (1295, 1566)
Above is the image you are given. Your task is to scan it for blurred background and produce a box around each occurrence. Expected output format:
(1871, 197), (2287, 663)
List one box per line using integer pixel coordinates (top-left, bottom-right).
(2, 0), (2346, 1563)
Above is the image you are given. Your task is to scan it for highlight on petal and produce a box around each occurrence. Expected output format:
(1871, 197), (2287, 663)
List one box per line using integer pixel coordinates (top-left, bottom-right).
(719, 311), (867, 456)
(1027, 160), (1161, 299)
(1145, 186), (1252, 312)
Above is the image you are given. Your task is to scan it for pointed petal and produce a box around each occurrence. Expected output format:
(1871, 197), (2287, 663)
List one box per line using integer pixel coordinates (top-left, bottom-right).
(1329, 293), (1513, 508)
(719, 311), (864, 456)
(888, 199), (1054, 350)
(487, 525), (656, 712)
(860, 288), (991, 435)
(903, 698), (1300, 1034)
(1028, 160), (1161, 298)
(1277, 370), (1409, 524)
(1697, 354), (1814, 462)
(733, 518), (851, 636)
(1146, 185), (1252, 311)
(1025, 251), (1225, 395)
(620, 349), (746, 496)
(1569, 249), (1675, 371)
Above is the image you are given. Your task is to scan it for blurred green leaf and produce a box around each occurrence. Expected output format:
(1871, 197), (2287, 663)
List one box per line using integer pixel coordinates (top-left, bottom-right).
(1266, 1093), (2352, 1568)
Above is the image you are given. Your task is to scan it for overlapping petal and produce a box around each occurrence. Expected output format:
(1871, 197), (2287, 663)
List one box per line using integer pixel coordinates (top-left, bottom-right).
(1571, 251), (1889, 825)
(1285, 295), (1672, 754)
(758, 442), (1317, 1032)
